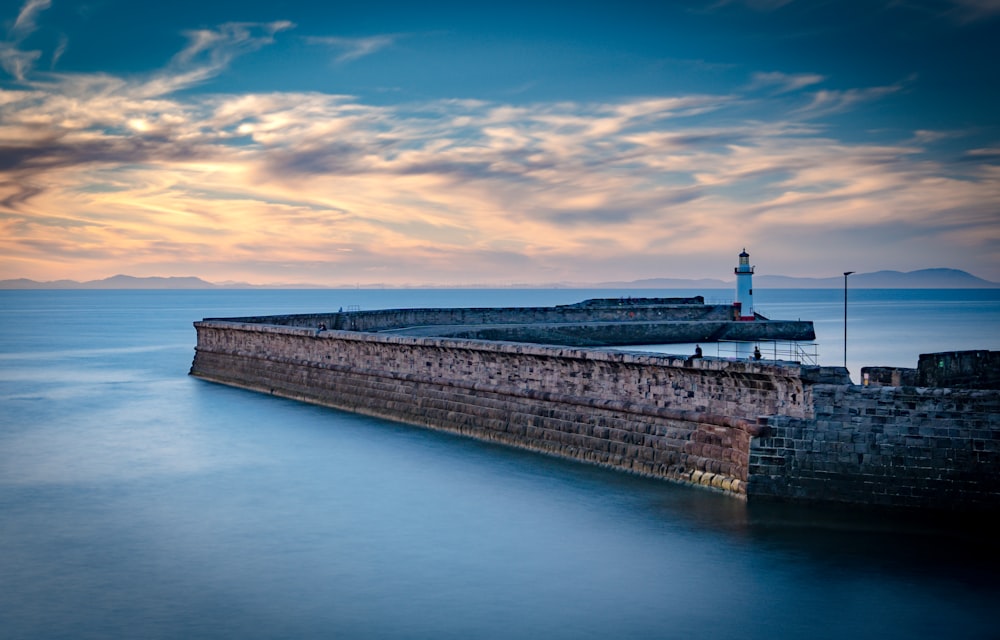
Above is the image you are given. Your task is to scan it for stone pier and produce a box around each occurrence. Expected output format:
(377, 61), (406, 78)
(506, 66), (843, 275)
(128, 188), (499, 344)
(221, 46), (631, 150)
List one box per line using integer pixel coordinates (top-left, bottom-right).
(190, 300), (999, 511)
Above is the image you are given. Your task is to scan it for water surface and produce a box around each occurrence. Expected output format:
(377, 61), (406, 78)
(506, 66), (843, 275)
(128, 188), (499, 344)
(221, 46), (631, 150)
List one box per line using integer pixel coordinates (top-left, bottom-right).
(1, 289), (998, 639)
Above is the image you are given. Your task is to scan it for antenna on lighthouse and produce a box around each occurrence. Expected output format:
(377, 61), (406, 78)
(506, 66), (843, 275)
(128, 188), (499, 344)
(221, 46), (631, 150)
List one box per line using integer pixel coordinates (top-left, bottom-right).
(734, 248), (755, 321)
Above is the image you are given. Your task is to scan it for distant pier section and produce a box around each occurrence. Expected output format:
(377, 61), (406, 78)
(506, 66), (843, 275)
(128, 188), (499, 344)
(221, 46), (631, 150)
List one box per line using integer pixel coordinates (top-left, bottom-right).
(217, 296), (816, 346)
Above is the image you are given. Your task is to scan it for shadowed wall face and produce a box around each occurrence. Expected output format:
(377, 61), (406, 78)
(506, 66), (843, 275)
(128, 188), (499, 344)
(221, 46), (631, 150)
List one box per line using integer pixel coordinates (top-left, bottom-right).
(751, 384), (1000, 511)
(190, 321), (827, 497)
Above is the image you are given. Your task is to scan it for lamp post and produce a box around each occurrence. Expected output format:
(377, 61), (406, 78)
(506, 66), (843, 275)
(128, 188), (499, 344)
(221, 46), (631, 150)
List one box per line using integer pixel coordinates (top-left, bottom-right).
(843, 271), (855, 369)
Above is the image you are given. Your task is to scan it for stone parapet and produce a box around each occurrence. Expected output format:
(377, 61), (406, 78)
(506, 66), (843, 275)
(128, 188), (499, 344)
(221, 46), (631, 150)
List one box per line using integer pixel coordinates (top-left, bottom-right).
(918, 350), (1000, 389)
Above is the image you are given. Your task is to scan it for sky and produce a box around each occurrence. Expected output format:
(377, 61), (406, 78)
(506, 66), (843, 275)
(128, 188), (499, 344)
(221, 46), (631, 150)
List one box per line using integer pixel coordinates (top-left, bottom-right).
(1, 0), (998, 286)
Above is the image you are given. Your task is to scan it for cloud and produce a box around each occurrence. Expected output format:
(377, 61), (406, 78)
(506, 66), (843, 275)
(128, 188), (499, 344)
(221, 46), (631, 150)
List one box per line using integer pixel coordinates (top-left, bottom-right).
(945, 0), (1000, 22)
(748, 71), (825, 94)
(145, 21), (294, 95)
(0, 0), (293, 92)
(172, 21), (294, 68)
(795, 81), (906, 117)
(0, 11), (997, 284)
(6, 77), (996, 282)
(304, 34), (400, 63)
(963, 147), (1000, 162)
(1, 0), (51, 80)
(50, 33), (66, 68)
(0, 45), (40, 81)
(10, 0), (50, 38)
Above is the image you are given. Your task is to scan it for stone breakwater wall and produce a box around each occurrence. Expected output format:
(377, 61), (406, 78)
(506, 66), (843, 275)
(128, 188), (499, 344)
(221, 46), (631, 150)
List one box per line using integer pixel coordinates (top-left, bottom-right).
(191, 321), (829, 497)
(190, 321), (1000, 511)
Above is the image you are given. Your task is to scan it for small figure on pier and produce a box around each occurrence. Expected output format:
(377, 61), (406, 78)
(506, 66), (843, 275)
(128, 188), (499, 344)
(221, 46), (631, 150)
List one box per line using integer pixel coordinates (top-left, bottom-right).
(316, 323), (327, 336)
(754, 345), (762, 361)
(693, 345), (703, 358)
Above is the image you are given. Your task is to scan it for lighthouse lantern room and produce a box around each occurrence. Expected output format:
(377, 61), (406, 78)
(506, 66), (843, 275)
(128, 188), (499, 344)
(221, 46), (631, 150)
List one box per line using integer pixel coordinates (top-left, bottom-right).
(734, 248), (755, 321)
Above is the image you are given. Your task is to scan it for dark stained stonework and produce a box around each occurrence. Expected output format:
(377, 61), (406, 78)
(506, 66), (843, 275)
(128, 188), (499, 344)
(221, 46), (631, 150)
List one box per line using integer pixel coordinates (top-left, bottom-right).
(863, 350), (1000, 390)
(918, 350), (1000, 389)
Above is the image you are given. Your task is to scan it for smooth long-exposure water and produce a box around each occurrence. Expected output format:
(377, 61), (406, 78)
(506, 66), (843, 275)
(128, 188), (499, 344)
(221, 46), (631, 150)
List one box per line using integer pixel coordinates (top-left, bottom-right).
(2, 289), (998, 639)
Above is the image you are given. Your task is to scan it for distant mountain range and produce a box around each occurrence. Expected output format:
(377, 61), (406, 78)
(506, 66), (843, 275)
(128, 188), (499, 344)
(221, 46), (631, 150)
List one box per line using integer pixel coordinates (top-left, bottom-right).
(1, 268), (997, 290)
(0, 275), (227, 290)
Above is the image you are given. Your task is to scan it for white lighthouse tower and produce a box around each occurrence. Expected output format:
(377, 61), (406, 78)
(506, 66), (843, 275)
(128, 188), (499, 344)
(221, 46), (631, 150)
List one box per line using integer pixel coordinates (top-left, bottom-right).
(734, 248), (755, 321)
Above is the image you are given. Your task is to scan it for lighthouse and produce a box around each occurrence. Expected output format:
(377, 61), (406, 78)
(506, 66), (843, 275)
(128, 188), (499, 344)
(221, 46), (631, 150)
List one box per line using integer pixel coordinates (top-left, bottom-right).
(734, 248), (754, 321)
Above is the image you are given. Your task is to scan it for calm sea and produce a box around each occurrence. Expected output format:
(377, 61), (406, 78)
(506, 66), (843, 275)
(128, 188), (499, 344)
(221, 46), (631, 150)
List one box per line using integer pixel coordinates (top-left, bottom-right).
(1, 288), (998, 640)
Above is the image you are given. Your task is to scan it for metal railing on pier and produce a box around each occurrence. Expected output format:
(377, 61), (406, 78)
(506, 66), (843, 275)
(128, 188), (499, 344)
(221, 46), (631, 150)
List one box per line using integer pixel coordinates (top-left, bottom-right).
(711, 339), (818, 365)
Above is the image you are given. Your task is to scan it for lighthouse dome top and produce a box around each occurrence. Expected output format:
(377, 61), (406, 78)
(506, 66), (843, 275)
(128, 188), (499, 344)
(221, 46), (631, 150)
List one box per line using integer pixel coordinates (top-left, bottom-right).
(735, 248), (754, 275)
